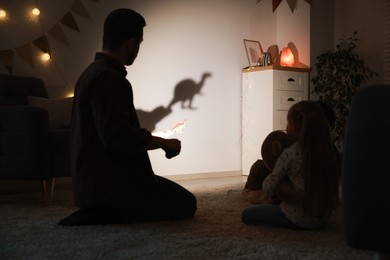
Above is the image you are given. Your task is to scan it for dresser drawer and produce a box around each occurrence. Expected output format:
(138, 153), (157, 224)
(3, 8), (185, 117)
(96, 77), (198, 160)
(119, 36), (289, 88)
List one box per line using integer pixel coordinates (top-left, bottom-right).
(274, 110), (288, 130)
(274, 70), (306, 92)
(274, 90), (306, 110)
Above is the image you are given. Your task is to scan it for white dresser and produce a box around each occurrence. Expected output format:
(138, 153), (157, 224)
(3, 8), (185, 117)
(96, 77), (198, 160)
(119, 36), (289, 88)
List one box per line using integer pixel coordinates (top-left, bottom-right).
(241, 66), (309, 175)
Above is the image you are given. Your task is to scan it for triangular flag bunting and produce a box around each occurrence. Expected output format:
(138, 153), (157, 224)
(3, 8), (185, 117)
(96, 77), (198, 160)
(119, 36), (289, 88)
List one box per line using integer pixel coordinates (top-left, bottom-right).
(258, 0), (311, 12)
(272, 0), (283, 12)
(71, 0), (91, 19)
(286, 0), (298, 13)
(15, 44), (34, 67)
(0, 50), (14, 74)
(49, 24), (70, 46)
(33, 35), (50, 53)
(61, 11), (80, 32)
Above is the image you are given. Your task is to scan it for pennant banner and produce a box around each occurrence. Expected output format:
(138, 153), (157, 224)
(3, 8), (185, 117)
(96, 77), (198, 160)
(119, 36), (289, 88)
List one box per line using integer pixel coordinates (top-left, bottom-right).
(272, 0), (283, 12)
(15, 44), (34, 67)
(33, 35), (50, 54)
(49, 24), (70, 46)
(0, 0), (99, 72)
(61, 11), (80, 32)
(286, 0), (298, 13)
(257, 0), (311, 12)
(71, 0), (91, 19)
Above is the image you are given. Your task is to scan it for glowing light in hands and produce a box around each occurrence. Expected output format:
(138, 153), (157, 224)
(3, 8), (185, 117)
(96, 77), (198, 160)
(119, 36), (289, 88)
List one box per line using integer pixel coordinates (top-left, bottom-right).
(152, 119), (188, 138)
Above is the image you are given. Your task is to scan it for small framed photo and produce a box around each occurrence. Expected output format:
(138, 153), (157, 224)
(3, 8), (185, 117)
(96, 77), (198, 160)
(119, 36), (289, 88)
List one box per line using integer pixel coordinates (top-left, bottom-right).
(243, 39), (263, 67)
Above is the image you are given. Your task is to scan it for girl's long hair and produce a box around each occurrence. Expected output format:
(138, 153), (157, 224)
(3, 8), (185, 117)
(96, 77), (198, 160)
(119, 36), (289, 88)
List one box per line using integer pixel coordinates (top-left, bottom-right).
(287, 101), (339, 217)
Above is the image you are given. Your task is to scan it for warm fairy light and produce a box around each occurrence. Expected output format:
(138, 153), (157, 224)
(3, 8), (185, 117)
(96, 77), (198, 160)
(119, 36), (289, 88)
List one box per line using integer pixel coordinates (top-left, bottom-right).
(0, 9), (6, 19)
(152, 120), (188, 138)
(66, 92), (74, 98)
(41, 52), (51, 61)
(32, 8), (40, 16)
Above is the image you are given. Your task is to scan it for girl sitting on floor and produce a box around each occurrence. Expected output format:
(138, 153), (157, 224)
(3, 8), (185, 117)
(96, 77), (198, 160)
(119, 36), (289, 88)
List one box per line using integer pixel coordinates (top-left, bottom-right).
(241, 101), (340, 230)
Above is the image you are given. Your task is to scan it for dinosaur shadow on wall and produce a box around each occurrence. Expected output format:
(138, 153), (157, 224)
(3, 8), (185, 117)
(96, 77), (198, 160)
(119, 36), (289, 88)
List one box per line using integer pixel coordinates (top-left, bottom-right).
(167, 72), (212, 110)
(136, 72), (212, 132)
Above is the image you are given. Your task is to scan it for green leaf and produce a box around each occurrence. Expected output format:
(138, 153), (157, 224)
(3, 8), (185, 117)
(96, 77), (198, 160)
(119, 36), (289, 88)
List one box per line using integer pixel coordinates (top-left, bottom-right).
(311, 32), (378, 143)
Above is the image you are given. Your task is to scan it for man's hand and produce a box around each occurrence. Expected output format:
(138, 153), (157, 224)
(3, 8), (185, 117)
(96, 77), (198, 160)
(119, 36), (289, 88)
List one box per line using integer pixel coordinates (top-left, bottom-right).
(147, 136), (181, 159)
(163, 139), (181, 159)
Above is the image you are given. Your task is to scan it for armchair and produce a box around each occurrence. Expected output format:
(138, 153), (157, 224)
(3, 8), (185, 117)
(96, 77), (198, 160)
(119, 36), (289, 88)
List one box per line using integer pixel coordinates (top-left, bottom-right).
(342, 85), (390, 259)
(0, 74), (71, 204)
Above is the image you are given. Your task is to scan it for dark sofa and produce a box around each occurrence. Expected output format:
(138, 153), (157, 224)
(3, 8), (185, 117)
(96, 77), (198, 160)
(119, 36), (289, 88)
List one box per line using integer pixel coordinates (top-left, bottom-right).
(0, 74), (71, 204)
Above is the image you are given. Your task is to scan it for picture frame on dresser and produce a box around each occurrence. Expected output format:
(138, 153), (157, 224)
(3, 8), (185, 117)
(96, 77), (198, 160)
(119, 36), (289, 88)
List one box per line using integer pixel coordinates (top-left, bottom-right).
(243, 39), (262, 68)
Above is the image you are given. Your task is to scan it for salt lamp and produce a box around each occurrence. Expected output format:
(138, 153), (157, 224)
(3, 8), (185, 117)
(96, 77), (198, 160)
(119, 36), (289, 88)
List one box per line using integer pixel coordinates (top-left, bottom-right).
(280, 47), (294, 67)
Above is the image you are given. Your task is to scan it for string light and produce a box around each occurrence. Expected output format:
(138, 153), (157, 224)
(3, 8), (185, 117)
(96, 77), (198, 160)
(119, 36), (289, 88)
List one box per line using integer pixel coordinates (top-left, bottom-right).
(31, 8), (40, 16)
(41, 52), (51, 62)
(0, 9), (7, 20)
(0, 2), (90, 94)
(66, 92), (74, 98)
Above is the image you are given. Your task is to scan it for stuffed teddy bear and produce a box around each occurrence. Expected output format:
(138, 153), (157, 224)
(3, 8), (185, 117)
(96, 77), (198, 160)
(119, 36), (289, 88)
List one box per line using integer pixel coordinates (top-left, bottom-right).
(242, 130), (293, 204)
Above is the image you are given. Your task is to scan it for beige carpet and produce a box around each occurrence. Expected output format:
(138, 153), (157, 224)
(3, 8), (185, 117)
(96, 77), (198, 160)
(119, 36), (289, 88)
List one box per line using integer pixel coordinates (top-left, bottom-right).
(0, 183), (374, 259)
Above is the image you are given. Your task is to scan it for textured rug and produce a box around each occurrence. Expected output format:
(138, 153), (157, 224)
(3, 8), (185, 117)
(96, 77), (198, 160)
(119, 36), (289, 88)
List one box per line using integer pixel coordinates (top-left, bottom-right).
(0, 183), (374, 260)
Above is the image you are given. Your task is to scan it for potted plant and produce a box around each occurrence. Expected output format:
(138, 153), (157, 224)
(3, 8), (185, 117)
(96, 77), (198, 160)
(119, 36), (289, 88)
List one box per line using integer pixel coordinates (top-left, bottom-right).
(311, 31), (378, 150)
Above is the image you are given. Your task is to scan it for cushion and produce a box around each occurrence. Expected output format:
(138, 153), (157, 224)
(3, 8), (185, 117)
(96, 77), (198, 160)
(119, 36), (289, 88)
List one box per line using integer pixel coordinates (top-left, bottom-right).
(0, 74), (48, 99)
(27, 96), (73, 129)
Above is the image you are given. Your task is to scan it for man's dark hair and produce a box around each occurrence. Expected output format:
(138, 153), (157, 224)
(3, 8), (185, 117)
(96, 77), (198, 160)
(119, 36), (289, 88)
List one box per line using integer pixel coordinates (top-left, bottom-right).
(103, 8), (146, 50)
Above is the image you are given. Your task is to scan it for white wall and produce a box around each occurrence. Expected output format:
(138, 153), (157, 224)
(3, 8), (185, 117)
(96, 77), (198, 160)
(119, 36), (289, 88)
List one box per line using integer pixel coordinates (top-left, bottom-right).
(0, 0), (311, 176)
(275, 1), (311, 67)
(128, 0), (252, 175)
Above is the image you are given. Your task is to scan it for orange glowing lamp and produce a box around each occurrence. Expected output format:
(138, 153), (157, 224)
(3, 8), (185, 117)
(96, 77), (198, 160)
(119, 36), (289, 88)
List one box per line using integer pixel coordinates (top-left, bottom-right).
(280, 47), (294, 67)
